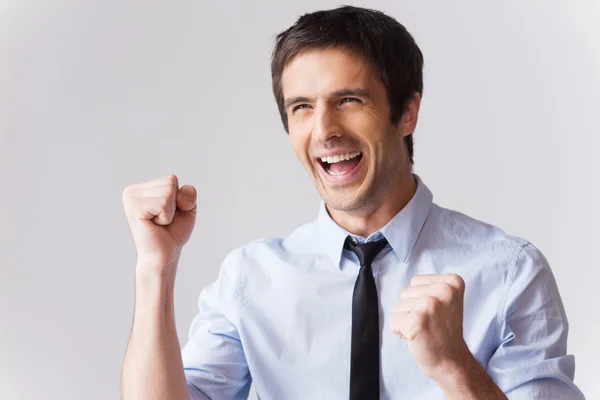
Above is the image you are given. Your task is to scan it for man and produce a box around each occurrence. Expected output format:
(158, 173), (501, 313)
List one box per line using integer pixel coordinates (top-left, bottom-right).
(121, 6), (585, 400)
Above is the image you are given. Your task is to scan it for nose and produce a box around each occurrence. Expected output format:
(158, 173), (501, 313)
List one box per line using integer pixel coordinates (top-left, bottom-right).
(312, 103), (342, 142)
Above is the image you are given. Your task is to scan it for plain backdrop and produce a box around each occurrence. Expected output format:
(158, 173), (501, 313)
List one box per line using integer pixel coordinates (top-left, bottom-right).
(1, 1), (598, 399)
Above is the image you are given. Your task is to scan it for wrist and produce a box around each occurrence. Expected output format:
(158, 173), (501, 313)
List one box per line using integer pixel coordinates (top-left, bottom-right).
(427, 341), (472, 381)
(135, 258), (178, 282)
(435, 357), (473, 388)
(433, 353), (506, 400)
(135, 262), (177, 311)
(135, 269), (175, 291)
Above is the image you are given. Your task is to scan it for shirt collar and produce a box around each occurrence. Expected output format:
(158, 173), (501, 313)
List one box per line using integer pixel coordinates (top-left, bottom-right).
(315, 174), (433, 269)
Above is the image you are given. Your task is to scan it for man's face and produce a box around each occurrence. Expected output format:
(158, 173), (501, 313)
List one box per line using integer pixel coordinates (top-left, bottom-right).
(281, 48), (414, 212)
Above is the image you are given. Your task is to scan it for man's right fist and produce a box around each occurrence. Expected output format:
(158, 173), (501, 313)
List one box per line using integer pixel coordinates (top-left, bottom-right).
(122, 175), (197, 277)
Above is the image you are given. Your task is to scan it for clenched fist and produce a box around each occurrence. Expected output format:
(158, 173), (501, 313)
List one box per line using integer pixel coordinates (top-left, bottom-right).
(122, 174), (197, 278)
(388, 273), (471, 381)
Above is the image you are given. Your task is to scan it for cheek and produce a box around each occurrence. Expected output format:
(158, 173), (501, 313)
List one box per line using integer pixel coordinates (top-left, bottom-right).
(289, 115), (313, 143)
(289, 126), (312, 165)
(345, 104), (384, 127)
(290, 115), (313, 136)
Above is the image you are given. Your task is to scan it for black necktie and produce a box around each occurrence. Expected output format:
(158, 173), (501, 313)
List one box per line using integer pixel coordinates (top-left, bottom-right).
(345, 236), (389, 400)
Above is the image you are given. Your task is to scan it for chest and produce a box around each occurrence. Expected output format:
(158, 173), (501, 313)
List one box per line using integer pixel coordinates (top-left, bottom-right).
(237, 256), (502, 399)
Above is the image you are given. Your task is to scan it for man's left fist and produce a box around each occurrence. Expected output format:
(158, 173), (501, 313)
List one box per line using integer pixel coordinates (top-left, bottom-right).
(388, 273), (471, 380)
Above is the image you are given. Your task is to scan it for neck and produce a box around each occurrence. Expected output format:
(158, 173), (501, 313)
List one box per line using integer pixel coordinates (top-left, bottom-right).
(327, 171), (417, 238)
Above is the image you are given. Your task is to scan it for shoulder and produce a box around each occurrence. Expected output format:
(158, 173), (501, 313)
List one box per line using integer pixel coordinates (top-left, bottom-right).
(423, 203), (559, 316)
(424, 202), (531, 262)
(215, 220), (318, 308)
(221, 218), (318, 273)
(416, 203), (553, 285)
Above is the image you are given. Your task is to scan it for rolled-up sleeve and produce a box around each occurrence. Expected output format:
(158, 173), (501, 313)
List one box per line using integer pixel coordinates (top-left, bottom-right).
(181, 251), (252, 400)
(486, 243), (585, 399)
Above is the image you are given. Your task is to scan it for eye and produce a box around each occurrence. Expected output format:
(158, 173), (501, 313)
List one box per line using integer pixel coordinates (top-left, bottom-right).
(291, 104), (311, 114)
(340, 97), (361, 105)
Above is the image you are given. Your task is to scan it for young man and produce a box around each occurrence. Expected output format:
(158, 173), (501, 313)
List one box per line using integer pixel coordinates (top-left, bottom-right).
(121, 6), (585, 400)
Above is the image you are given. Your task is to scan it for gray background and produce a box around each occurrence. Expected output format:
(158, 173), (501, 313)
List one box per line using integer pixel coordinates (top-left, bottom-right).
(1, 0), (598, 399)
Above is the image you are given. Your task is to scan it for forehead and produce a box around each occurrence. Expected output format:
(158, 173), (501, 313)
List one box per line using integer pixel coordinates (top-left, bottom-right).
(281, 48), (380, 98)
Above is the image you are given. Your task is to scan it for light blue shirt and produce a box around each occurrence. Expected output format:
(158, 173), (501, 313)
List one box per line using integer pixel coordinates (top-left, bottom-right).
(181, 175), (584, 399)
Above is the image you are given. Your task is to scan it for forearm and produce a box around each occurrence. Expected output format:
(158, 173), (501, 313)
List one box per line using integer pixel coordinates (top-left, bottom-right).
(122, 265), (189, 400)
(436, 354), (507, 400)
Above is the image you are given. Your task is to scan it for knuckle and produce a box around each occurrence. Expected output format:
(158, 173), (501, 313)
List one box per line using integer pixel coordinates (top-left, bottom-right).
(159, 196), (171, 210)
(423, 296), (441, 312)
(449, 274), (465, 290)
(438, 283), (454, 301)
(166, 174), (178, 187)
(164, 185), (177, 200)
(122, 186), (135, 203)
(413, 312), (427, 329)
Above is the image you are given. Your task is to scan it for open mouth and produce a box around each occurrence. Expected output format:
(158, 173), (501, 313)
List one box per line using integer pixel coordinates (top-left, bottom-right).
(318, 151), (363, 176)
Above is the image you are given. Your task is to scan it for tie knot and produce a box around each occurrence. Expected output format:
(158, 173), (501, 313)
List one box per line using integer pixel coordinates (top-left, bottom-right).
(344, 236), (389, 267)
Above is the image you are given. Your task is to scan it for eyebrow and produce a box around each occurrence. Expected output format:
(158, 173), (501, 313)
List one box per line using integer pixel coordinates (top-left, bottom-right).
(331, 88), (372, 99)
(283, 96), (312, 110)
(283, 88), (373, 110)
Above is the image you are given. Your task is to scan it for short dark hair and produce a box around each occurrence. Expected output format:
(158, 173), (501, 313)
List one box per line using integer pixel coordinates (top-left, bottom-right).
(270, 5), (424, 165)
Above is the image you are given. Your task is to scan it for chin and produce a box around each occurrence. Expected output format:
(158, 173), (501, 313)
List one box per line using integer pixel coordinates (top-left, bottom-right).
(320, 188), (368, 213)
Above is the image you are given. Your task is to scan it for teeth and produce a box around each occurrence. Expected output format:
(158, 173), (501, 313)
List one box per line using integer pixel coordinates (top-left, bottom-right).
(321, 151), (361, 164)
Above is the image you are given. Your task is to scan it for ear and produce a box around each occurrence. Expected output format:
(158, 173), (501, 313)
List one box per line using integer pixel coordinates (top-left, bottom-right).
(401, 92), (421, 138)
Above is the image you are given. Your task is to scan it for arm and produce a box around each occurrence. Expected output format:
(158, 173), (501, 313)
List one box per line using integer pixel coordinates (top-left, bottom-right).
(180, 250), (252, 400)
(435, 350), (507, 399)
(436, 243), (586, 399)
(486, 243), (586, 399)
(389, 272), (508, 400)
(120, 174), (198, 400)
(387, 242), (585, 399)
(121, 263), (190, 400)
(121, 252), (251, 400)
